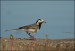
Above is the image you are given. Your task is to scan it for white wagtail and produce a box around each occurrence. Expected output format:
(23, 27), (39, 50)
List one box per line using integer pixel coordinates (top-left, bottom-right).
(6, 19), (46, 39)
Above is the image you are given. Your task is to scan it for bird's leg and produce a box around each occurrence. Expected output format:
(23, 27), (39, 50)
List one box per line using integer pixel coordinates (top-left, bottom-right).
(27, 33), (35, 40)
(29, 33), (34, 38)
(26, 32), (36, 40)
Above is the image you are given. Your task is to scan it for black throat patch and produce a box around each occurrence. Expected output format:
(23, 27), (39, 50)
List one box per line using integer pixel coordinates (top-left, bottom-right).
(39, 23), (42, 29)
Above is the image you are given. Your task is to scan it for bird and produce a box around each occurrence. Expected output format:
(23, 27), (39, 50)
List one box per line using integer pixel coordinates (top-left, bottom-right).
(5, 19), (46, 39)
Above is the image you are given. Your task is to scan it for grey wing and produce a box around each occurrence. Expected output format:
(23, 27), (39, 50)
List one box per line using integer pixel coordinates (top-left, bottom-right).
(19, 23), (39, 30)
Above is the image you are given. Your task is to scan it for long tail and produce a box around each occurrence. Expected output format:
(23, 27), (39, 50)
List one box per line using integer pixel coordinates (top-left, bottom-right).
(5, 29), (20, 32)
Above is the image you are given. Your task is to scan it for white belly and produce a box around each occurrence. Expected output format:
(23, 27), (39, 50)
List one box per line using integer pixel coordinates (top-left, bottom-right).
(21, 29), (39, 34)
(28, 29), (39, 33)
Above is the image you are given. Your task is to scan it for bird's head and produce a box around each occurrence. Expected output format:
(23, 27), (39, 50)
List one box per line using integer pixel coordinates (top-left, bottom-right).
(36, 19), (46, 25)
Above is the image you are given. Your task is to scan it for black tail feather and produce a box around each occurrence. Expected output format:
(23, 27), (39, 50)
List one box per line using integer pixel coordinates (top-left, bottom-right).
(5, 29), (19, 32)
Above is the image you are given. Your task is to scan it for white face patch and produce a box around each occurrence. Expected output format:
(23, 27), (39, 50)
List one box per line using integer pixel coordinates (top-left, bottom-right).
(41, 19), (44, 22)
(38, 19), (44, 23)
(37, 19), (44, 25)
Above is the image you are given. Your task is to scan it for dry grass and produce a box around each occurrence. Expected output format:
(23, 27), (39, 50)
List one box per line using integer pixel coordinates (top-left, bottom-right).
(0, 38), (75, 51)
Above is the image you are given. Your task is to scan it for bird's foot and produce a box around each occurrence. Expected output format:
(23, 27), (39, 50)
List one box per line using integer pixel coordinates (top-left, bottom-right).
(29, 37), (36, 40)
